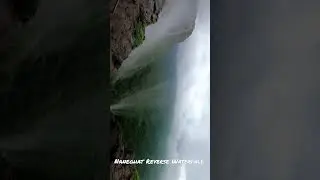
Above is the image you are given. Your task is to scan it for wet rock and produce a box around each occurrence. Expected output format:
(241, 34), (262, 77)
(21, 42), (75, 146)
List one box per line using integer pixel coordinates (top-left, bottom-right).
(110, 1), (164, 179)
(110, 0), (163, 71)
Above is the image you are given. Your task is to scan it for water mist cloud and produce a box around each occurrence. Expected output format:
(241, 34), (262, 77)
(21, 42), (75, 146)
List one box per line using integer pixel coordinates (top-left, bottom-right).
(170, 0), (210, 179)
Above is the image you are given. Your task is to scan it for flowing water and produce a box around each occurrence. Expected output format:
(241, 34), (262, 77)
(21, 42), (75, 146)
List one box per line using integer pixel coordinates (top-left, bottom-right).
(110, 0), (210, 179)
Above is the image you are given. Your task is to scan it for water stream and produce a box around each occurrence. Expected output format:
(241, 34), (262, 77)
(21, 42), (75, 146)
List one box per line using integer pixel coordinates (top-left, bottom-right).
(110, 0), (210, 179)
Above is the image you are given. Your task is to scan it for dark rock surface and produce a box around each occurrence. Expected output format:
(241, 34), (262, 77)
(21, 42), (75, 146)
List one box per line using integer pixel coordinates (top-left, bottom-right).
(110, 0), (163, 71)
(109, 0), (164, 179)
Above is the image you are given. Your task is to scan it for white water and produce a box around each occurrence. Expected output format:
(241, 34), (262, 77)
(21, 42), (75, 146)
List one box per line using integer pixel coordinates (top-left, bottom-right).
(112, 0), (197, 83)
(160, 0), (210, 179)
(111, 0), (210, 179)
(110, 82), (169, 115)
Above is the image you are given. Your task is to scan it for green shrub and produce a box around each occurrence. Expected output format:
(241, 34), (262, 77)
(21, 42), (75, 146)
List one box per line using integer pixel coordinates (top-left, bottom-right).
(133, 21), (145, 48)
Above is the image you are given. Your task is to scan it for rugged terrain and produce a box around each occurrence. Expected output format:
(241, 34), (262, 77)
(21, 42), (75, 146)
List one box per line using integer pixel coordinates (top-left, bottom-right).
(109, 0), (164, 179)
(110, 0), (163, 71)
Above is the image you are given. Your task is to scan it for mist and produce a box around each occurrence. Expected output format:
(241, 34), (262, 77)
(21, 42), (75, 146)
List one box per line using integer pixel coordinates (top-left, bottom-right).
(161, 0), (210, 179)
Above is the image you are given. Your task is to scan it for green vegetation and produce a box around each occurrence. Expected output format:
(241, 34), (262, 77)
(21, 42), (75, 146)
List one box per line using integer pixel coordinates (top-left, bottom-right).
(132, 21), (146, 48)
(112, 105), (170, 179)
(133, 166), (140, 180)
(111, 66), (153, 179)
(111, 63), (174, 179)
(111, 21), (178, 179)
(111, 24), (151, 179)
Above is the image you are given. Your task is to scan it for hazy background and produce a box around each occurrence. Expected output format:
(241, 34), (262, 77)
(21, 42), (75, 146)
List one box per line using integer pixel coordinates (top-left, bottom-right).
(212, 0), (320, 180)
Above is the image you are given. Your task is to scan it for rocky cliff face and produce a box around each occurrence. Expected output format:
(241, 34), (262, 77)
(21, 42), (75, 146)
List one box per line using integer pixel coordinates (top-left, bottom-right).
(109, 0), (164, 179)
(110, 0), (163, 71)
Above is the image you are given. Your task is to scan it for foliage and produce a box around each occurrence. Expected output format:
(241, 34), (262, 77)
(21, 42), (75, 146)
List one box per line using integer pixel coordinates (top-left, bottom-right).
(133, 166), (140, 180)
(132, 21), (146, 48)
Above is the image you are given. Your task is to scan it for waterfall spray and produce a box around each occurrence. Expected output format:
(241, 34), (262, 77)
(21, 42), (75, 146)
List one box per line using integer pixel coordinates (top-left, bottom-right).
(110, 0), (198, 179)
(111, 0), (197, 84)
(110, 82), (170, 115)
